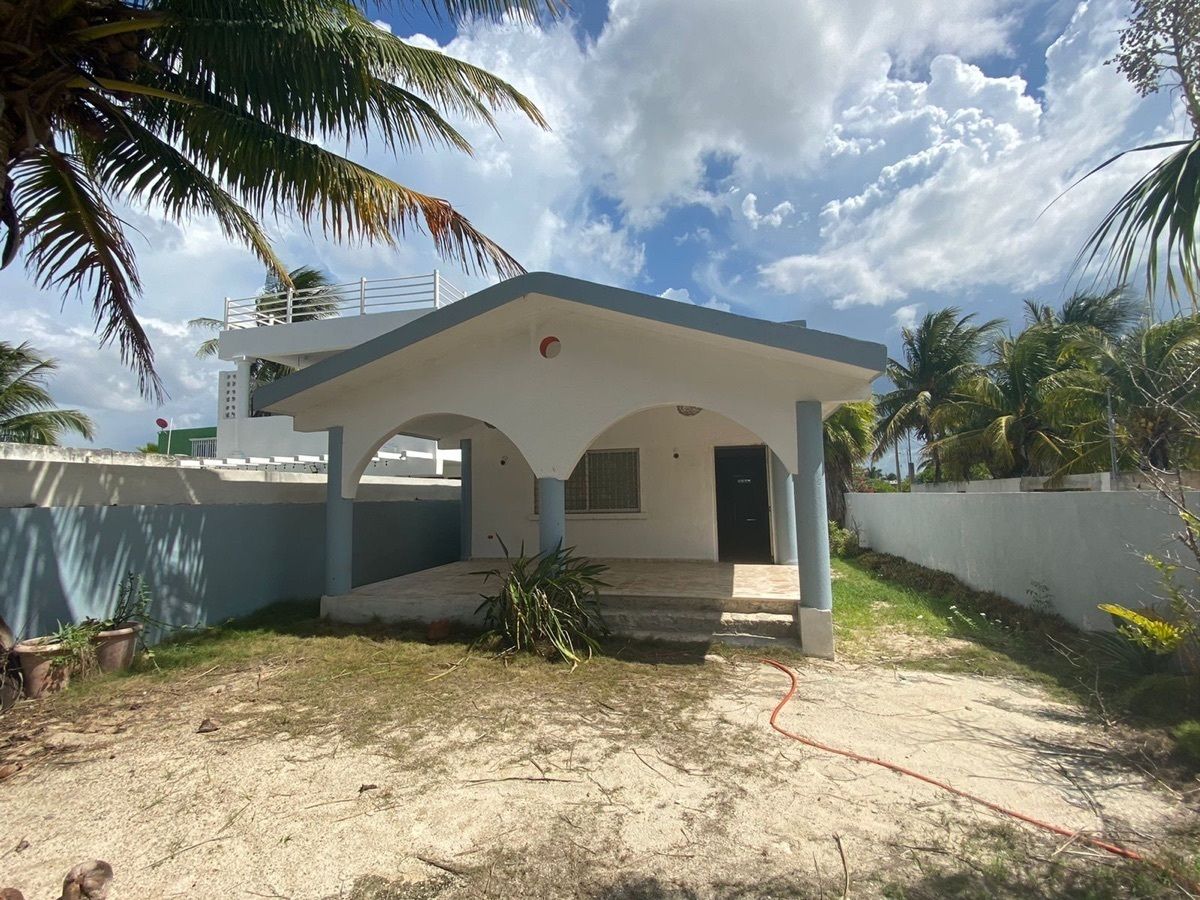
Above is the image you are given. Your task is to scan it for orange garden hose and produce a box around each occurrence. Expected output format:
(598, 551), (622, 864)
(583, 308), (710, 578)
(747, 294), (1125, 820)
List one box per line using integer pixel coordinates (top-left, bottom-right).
(760, 659), (1150, 864)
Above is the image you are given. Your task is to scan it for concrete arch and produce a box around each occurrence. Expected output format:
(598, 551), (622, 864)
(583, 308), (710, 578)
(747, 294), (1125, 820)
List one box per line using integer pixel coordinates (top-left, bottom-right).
(339, 410), (542, 500)
(555, 400), (796, 482)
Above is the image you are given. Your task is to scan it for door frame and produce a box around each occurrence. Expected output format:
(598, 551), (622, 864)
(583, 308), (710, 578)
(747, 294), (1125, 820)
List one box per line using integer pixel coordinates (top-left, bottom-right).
(712, 444), (774, 564)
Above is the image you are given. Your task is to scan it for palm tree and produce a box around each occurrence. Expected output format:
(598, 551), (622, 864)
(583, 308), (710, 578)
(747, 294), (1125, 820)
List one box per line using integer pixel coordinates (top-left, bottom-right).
(823, 400), (875, 524)
(874, 308), (1001, 481)
(189, 265), (338, 385)
(0, 0), (557, 399)
(1048, 316), (1200, 471)
(0, 342), (94, 445)
(1021, 288), (1141, 338)
(933, 328), (1074, 479)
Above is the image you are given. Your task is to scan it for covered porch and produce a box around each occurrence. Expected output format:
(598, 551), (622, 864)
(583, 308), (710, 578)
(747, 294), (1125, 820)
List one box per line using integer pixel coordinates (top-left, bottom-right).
(322, 558), (802, 646)
(254, 273), (886, 658)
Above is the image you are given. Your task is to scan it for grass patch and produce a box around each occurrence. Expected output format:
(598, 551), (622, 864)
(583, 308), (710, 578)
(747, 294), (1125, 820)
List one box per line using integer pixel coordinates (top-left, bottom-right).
(879, 821), (1200, 899)
(833, 552), (1200, 727)
(17, 599), (730, 771)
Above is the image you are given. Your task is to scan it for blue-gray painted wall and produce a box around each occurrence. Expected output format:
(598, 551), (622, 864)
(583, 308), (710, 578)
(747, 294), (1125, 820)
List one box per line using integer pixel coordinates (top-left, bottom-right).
(0, 500), (460, 640)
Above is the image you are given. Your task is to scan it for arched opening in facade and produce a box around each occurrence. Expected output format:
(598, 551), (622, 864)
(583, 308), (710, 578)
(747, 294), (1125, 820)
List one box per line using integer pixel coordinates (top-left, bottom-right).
(464, 403), (797, 565)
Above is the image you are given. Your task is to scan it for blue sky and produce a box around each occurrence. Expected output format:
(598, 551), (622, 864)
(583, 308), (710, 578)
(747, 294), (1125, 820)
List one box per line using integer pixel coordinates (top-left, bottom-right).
(0, 0), (1186, 451)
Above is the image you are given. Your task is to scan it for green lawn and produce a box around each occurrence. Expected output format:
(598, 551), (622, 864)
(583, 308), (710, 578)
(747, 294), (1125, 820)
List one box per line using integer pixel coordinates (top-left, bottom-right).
(833, 552), (1200, 731)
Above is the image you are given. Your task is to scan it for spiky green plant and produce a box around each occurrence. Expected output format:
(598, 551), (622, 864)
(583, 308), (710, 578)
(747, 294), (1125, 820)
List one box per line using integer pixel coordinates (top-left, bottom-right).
(475, 541), (609, 665)
(0, 0), (557, 398)
(0, 341), (94, 445)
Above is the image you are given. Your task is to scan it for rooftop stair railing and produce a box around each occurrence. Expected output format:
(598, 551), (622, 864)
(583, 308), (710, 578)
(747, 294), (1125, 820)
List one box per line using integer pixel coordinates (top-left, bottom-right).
(222, 271), (465, 329)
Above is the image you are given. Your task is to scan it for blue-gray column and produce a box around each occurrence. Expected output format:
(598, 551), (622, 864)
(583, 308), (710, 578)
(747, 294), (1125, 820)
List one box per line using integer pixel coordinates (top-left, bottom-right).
(537, 477), (566, 555)
(770, 451), (797, 565)
(325, 426), (354, 597)
(794, 401), (833, 611)
(459, 438), (472, 561)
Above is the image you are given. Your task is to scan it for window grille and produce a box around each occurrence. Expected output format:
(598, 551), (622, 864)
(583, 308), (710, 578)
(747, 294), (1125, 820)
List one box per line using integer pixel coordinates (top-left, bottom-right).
(535, 448), (640, 514)
(190, 437), (218, 458)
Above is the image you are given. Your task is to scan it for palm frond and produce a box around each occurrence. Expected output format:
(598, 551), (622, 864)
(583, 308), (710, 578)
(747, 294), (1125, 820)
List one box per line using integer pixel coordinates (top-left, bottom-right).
(81, 98), (288, 281)
(12, 150), (160, 400)
(0, 341), (94, 444)
(1075, 139), (1200, 313)
(148, 92), (524, 277)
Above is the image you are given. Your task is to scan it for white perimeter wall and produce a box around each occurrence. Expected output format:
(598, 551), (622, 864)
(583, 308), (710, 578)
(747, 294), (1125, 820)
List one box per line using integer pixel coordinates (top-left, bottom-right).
(845, 491), (1200, 630)
(469, 407), (779, 560)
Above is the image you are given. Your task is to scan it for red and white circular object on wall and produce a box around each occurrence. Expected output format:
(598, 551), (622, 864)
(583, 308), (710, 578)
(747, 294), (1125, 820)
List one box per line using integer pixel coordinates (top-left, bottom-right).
(539, 335), (561, 359)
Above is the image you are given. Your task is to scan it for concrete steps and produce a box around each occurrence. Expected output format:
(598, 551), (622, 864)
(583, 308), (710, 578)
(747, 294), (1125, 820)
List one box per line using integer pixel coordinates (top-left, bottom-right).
(324, 591), (799, 648)
(599, 592), (796, 615)
(601, 606), (797, 647)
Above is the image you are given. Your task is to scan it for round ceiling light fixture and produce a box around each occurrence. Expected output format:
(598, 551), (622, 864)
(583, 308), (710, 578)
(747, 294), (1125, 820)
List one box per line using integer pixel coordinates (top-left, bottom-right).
(676, 405), (702, 417)
(539, 335), (561, 359)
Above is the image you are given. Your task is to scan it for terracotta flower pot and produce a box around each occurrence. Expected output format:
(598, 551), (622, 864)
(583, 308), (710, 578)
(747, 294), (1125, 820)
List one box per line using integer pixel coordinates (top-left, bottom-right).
(12, 638), (71, 698)
(91, 622), (143, 673)
(0, 673), (19, 712)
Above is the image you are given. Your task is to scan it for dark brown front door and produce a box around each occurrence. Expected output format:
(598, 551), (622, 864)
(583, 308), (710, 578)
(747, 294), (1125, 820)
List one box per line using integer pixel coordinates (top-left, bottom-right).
(714, 446), (772, 563)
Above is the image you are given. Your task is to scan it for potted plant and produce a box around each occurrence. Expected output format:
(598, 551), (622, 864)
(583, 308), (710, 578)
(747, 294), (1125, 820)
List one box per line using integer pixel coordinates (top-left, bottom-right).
(12, 622), (92, 698)
(88, 572), (155, 673)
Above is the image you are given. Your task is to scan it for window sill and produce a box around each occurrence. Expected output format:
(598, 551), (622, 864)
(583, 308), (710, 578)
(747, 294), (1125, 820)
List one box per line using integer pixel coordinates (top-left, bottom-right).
(528, 513), (647, 521)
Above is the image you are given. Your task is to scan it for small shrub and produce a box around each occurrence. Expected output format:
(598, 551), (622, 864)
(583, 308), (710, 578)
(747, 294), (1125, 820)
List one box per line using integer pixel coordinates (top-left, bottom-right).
(1098, 603), (1192, 655)
(1172, 720), (1200, 766)
(1114, 674), (1200, 725)
(1086, 629), (1165, 676)
(475, 541), (609, 664)
(828, 520), (861, 559)
(50, 620), (97, 674)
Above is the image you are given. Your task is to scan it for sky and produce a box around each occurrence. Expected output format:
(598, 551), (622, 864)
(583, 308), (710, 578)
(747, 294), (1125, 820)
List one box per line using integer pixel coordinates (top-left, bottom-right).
(0, 0), (1189, 452)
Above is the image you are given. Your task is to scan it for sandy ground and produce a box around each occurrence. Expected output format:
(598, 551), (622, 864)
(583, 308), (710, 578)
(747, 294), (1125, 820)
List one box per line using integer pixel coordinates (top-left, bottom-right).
(0, 657), (1193, 899)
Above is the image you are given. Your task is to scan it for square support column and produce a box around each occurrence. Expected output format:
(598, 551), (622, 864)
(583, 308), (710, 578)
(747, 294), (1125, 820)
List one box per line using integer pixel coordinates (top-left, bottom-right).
(325, 426), (354, 598)
(537, 477), (566, 555)
(229, 356), (254, 457)
(459, 438), (473, 561)
(793, 401), (834, 658)
(770, 451), (797, 565)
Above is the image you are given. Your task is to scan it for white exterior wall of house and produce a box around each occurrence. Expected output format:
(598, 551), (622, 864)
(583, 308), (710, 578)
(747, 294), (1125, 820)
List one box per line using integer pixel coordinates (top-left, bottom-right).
(467, 407), (778, 560)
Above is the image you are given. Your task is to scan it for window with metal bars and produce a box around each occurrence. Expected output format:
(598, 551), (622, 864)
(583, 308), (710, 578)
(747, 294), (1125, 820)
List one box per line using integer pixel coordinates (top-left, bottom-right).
(534, 448), (640, 514)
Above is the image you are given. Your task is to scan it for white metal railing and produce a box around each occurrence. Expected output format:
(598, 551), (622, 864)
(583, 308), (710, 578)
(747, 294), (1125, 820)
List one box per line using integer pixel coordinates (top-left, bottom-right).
(189, 437), (218, 458)
(222, 270), (465, 329)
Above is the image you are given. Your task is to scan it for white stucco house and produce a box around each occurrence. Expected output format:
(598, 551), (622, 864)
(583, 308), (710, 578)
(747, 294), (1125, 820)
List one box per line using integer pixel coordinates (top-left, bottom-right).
(254, 272), (886, 656)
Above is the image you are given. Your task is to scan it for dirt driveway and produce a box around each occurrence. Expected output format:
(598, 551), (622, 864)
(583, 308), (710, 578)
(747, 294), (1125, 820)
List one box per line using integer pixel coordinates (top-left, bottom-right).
(1, 645), (1193, 899)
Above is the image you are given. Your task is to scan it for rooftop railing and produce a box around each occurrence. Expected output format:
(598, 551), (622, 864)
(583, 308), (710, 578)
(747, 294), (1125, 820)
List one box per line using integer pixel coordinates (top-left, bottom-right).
(222, 271), (465, 329)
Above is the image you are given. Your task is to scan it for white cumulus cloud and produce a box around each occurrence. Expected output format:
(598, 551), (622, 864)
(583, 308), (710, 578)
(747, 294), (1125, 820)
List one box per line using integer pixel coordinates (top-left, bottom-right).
(741, 193), (795, 229)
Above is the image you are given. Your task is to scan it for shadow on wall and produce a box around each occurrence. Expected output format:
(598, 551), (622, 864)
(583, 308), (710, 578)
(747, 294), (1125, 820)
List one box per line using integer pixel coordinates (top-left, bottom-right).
(0, 500), (460, 640)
